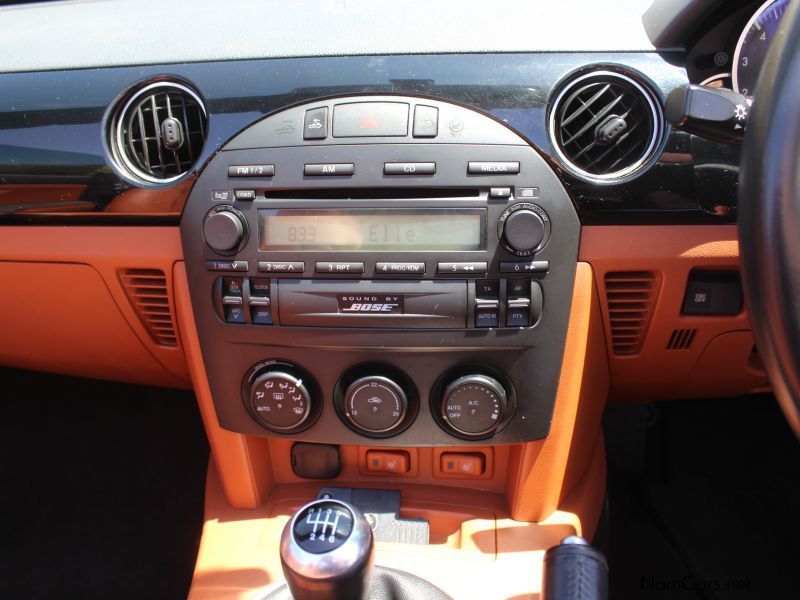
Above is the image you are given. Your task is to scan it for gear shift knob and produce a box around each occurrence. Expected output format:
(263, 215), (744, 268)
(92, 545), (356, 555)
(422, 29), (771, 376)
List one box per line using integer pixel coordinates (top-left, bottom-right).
(279, 499), (373, 600)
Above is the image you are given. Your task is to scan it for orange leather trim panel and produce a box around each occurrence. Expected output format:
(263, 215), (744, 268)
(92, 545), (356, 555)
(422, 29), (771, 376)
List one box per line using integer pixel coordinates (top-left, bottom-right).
(174, 262), (274, 509)
(189, 463), (581, 600)
(0, 226), (189, 387)
(579, 225), (769, 401)
(506, 262), (609, 527)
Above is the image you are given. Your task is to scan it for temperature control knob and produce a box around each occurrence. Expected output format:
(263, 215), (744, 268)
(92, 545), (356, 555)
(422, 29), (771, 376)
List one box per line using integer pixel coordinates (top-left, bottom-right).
(441, 374), (507, 438)
(343, 376), (408, 434)
(249, 369), (312, 432)
(203, 206), (246, 253)
(498, 203), (550, 256)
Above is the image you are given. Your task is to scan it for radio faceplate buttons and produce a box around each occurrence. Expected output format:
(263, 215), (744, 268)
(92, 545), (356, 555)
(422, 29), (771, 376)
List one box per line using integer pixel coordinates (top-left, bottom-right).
(251, 305), (273, 325)
(375, 262), (426, 275)
(413, 105), (439, 137)
(475, 299), (500, 328)
(222, 295), (243, 306)
(437, 262), (488, 275)
(222, 277), (243, 296)
(476, 279), (500, 299)
(303, 107), (328, 140)
(258, 261), (305, 273)
(206, 260), (249, 272)
(233, 189), (257, 200)
(499, 260), (549, 274)
(383, 162), (436, 175)
(304, 163), (355, 176)
(316, 262), (365, 274)
(333, 102), (409, 137)
(506, 298), (531, 327)
(249, 278), (270, 296)
(227, 165), (275, 177)
(224, 305), (246, 323)
(467, 161), (520, 175)
(489, 187), (512, 198)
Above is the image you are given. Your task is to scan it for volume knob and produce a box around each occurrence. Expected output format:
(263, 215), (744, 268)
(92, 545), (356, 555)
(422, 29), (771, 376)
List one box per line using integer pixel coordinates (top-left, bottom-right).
(204, 207), (246, 253)
(498, 203), (550, 256)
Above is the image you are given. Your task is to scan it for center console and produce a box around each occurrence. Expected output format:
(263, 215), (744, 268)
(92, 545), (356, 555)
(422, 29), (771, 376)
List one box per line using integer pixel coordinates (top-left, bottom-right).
(181, 95), (581, 446)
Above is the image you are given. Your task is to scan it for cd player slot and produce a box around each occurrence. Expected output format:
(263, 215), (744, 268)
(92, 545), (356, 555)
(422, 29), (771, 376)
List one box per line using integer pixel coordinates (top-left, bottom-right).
(264, 187), (480, 200)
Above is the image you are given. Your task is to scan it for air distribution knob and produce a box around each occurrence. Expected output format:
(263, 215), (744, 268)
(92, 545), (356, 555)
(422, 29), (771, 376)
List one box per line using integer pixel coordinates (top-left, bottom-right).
(498, 202), (550, 256)
(203, 206), (246, 253)
(441, 374), (507, 438)
(249, 368), (312, 432)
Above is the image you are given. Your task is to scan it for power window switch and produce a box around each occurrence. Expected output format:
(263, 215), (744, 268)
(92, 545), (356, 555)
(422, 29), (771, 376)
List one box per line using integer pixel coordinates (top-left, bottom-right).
(365, 450), (410, 474)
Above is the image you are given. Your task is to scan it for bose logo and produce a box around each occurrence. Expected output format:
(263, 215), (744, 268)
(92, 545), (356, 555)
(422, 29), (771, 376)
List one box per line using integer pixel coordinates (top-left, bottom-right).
(341, 303), (399, 313)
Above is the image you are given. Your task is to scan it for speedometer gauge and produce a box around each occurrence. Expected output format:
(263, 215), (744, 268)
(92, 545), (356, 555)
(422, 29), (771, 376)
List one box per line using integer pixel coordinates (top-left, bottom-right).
(733, 0), (790, 95)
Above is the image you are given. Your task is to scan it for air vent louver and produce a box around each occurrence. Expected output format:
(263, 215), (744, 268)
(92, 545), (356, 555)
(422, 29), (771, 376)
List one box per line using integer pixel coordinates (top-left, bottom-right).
(667, 329), (697, 351)
(120, 269), (177, 347)
(112, 82), (207, 183)
(550, 71), (662, 182)
(605, 271), (659, 356)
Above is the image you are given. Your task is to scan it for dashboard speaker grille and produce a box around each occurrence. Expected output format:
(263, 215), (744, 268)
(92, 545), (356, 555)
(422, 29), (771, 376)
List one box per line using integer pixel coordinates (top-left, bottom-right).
(550, 70), (662, 182)
(605, 271), (659, 355)
(120, 269), (177, 347)
(113, 82), (206, 183)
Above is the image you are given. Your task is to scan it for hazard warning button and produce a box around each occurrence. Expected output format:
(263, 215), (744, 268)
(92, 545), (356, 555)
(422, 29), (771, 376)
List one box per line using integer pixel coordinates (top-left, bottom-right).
(332, 102), (409, 138)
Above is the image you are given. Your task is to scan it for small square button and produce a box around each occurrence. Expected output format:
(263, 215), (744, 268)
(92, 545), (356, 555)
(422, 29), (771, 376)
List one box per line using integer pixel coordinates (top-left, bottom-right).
(222, 277), (243, 296)
(476, 279), (499, 299)
(224, 305), (246, 324)
(507, 278), (530, 298)
(251, 306), (273, 325)
(249, 278), (270, 297)
(413, 105), (438, 137)
(303, 107), (328, 140)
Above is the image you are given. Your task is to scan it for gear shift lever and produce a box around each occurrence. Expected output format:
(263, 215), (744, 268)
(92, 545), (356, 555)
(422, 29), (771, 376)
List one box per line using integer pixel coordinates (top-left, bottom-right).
(279, 499), (373, 600)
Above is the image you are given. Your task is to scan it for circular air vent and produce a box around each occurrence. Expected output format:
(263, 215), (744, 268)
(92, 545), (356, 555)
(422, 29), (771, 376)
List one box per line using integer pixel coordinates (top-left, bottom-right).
(549, 70), (663, 183)
(111, 81), (207, 184)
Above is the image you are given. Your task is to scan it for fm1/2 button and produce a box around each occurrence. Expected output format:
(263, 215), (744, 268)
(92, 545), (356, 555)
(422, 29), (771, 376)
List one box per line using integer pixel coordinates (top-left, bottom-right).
(343, 376), (407, 434)
(250, 371), (312, 431)
(441, 374), (507, 438)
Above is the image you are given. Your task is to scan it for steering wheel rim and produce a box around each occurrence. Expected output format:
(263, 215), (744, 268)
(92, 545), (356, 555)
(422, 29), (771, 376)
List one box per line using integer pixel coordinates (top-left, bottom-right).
(739, 0), (800, 436)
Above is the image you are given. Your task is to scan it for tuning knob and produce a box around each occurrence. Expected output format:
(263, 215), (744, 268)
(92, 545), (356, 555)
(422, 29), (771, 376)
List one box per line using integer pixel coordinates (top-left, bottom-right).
(204, 206), (247, 253)
(440, 374), (507, 438)
(498, 203), (550, 256)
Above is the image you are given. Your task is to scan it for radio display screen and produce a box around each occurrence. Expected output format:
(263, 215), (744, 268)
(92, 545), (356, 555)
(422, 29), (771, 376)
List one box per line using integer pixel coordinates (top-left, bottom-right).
(258, 208), (485, 252)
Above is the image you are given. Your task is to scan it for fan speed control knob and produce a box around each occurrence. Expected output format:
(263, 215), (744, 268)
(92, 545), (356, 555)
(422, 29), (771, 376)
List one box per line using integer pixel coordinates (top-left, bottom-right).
(498, 203), (550, 256)
(204, 206), (247, 253)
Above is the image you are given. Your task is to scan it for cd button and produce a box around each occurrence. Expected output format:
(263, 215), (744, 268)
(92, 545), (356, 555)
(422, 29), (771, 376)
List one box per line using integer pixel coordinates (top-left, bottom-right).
(383, 162), (436, 175)
(304, 163), (355, 176)
(437, 262), (488, 274)
(316, 262), (365, 274)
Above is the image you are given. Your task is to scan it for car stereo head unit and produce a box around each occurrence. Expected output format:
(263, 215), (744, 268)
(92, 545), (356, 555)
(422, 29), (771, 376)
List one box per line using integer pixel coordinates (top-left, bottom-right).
(181, 95), (582, 447)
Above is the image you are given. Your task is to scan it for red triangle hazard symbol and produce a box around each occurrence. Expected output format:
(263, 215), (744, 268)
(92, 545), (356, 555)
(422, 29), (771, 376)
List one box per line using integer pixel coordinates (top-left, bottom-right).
(359, 114), (380, 129)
